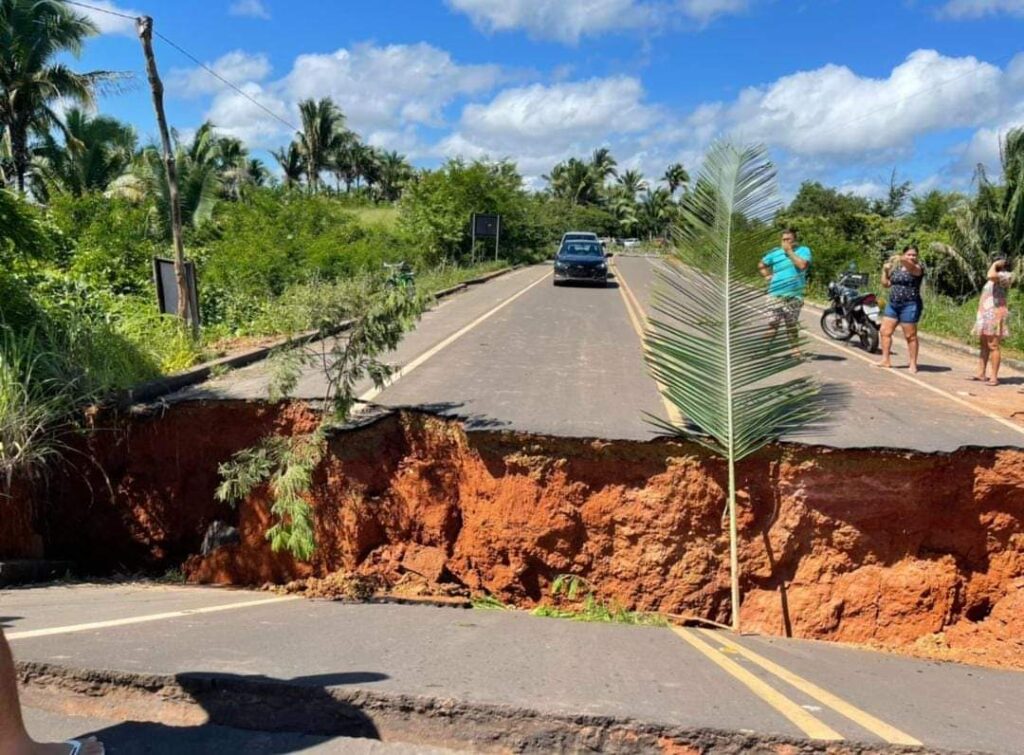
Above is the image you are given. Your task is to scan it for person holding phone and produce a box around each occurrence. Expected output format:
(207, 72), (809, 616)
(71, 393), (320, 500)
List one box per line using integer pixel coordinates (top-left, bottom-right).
(971, 257), (1015, 386)
(758, 228), (812, 354)
(877, 244), (925, 373)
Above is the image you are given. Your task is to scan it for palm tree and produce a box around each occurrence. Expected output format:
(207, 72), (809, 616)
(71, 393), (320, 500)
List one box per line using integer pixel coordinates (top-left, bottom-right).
(610, 190), (639, 236)
(617, 169), (647, 199)
(31, 107), (135, 200)
(272, 140), (304, 188)
(663, 162), (690, 195)
(246, 158), (269, 187)
(378, 150), (412, 202)
(546, 157), (599, 205)
(645, 142), (824, 631)
(930, 128), (1024, 294)
(359, 145), (382, 197)
(1001, 126), (1024, 260)
(140, 122), (221, 235)
(640, 187), (674, 239)
(297, 97), (346, 193)
(591, 147), (618, 183)
(0, 0), (118, 192)
(214, 134), (249, 200)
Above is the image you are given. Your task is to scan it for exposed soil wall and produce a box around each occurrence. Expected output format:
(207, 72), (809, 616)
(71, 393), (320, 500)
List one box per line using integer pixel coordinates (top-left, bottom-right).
(25, 401), (1024, 669)
(0, 479), (43, 559)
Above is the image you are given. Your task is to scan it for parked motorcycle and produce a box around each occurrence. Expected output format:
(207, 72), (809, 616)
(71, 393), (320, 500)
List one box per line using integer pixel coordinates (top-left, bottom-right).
(820, 266), (881, 353)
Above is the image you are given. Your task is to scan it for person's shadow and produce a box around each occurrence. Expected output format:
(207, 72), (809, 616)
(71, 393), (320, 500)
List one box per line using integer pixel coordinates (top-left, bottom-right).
(68, 670), (389, 754)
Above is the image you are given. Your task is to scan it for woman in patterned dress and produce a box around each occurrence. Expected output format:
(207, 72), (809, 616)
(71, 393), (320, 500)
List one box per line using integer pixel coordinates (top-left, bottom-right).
(971, 258), (1015, 386)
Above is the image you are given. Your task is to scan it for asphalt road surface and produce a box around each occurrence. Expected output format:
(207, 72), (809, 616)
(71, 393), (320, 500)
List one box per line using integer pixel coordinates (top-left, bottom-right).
(6, 584), (1024, 753)
(169, 257), (1024, 451)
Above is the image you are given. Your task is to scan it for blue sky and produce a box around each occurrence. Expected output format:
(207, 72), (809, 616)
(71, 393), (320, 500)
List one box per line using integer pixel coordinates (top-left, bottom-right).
(70, 0), (1024, 197)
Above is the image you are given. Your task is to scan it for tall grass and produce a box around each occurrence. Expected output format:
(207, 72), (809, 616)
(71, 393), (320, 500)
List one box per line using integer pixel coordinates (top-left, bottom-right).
(0, 329), (78, 487)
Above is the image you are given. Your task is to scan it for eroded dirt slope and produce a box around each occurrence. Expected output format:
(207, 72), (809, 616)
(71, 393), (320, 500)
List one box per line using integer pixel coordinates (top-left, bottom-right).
(25, 401), (1024, 669)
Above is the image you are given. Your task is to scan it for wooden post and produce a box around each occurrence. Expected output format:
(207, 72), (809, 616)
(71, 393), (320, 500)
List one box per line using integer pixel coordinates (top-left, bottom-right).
(137, 16), (192, 331)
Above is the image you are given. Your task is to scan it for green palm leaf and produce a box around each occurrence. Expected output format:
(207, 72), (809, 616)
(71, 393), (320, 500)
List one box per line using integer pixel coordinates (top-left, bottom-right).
(644, 142), (824, 631)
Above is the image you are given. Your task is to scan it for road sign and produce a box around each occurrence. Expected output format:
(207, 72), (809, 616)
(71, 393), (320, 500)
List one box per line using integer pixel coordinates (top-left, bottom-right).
(472, 213), (500, 238)
(153, 257), (200, 327)
(471, 213), (501, 261)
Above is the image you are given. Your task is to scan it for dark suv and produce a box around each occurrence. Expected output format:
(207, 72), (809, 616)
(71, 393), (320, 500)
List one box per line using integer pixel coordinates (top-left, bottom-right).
(553, 240), (608, 286)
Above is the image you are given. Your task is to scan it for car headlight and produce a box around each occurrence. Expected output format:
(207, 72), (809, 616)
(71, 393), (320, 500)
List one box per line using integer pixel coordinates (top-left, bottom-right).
(598, 263), (607, 270)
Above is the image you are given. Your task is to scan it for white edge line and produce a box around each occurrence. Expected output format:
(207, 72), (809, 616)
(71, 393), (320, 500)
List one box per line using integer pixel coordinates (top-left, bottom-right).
(7, 596), (301, 640)
(357, 267), (552, 406)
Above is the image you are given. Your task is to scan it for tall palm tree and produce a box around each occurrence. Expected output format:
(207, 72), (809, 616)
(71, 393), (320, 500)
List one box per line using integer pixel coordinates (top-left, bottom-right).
(546, 157), (599, 205)
(663, 162), (690, 195)
(140, 121), (221, 235)
(31, 107), (135, 200)
(590, 147), (618, 183)
(640, 187), (674, 239)
(617, 168), (647, 199)
(378, 150), (412, 202)
(272, 140), (304, 188)
(0, 0), (118, 192)
(246, 157), (269, 188)
(216, 134), (251, 200)
(1001, 126), (1024, 260)
(645, 142), (824, 631)
(610, 190), (639, 236)
(297, 97), (346, 193)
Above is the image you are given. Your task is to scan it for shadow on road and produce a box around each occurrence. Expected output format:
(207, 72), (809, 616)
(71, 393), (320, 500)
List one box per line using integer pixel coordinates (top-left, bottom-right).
(67, 670), (389, 754)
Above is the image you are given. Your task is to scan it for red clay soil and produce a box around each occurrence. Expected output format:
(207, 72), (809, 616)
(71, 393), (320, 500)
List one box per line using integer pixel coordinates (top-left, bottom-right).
(20, 400), (1024, 670)
(1, 479), (43, 559)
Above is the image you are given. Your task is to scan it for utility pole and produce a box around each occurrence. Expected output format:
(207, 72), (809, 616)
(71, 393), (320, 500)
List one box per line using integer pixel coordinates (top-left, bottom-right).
(137, 15), (192, 330)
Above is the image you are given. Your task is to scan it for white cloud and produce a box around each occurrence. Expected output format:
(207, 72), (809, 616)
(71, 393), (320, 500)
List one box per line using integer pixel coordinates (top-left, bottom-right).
(229, 0), (271, 19)
(74, 0), (141, 36)
(446, 0), (748, 43)
(665, 50), (1010, 159)
(187, 43), (501, 149)
(280, 43), (501, 132)
(205, 82), (291, 146)
(167, 51), (272, 98)
(438, 76), (658, 178)
(940, 0), (1024, 18)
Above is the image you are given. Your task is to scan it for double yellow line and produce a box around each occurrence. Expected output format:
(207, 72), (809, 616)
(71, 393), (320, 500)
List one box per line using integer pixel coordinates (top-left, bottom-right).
(612, 260), (685, 427)
(673, 627), (921, 745)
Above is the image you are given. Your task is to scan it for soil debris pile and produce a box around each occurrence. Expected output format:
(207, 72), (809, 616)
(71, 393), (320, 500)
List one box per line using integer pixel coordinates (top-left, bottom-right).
(21, 400), (1024, 670)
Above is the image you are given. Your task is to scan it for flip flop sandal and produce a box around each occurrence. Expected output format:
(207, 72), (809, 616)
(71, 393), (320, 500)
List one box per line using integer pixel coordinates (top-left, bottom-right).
(66, 740), (102, 755)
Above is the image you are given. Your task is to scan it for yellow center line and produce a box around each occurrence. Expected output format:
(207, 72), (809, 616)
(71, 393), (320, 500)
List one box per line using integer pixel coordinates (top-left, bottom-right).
(697, 629), (922, 746)
(6, 596), (301, 641)
(671, 626), (844, 741)
(611, 260), (685, 427)
(357, 267), (552, 406)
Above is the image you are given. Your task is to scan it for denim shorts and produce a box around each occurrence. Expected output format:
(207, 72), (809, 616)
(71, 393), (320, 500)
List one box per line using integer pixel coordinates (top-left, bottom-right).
(883, 299), (922, 324)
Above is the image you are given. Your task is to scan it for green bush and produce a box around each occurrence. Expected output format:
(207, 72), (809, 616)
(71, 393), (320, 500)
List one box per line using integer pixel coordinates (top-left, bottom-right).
(47, 192), (161, 295)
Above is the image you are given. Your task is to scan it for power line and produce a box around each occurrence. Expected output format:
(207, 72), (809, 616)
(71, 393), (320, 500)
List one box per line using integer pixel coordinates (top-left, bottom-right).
(63, 0), (136, 21)
(152, 31), (299, 133)
(61, 0), (300, 134)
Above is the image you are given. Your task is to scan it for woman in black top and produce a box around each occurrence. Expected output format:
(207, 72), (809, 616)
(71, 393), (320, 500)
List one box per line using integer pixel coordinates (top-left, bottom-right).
(876, 245), (924, 373)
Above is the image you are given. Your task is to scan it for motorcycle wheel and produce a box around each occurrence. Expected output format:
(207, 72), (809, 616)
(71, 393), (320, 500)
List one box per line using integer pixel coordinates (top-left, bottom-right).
(820, 308), (853, 341)
(859, 323), (880, 354)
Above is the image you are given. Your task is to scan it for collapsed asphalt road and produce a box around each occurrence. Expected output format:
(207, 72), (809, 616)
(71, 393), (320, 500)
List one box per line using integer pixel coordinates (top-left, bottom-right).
(8, 584), (1024, 754)
(170, 256), (1024, 451)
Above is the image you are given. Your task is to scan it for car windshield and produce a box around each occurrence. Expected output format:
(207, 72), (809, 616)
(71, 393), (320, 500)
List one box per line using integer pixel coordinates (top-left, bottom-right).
(560, 243), (603, 257)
